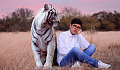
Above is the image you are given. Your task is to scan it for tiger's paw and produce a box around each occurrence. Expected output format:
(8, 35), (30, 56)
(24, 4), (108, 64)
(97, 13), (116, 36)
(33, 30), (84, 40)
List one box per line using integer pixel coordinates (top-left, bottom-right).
(43, 63), (52, 69)
(35, 66), (43, 70)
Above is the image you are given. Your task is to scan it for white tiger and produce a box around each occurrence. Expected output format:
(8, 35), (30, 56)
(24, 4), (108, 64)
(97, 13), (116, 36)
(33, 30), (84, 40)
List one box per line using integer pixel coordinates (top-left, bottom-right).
(31, 4), (60, 69)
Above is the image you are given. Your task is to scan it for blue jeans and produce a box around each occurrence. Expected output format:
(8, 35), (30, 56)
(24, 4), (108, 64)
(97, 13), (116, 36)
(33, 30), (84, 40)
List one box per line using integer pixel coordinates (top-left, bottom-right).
(60, 44), (98, 67)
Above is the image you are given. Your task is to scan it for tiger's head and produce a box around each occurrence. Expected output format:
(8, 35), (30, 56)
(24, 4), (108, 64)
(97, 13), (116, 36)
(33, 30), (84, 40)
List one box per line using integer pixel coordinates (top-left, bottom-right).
(44, 4), (60, 27)
(34, 4), (60, 28)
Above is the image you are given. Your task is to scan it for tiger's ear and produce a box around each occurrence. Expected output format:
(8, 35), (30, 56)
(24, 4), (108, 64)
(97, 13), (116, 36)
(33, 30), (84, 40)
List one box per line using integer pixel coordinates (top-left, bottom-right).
(44, 4), (49, 10)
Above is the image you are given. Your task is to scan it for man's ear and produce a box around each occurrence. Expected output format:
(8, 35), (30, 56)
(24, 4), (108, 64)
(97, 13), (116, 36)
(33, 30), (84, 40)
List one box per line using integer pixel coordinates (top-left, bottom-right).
(44, 4), (49, 10)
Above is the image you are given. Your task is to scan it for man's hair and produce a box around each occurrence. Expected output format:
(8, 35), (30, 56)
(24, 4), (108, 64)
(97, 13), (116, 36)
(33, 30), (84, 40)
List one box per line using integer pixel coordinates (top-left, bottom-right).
(71, 18), (82, 27)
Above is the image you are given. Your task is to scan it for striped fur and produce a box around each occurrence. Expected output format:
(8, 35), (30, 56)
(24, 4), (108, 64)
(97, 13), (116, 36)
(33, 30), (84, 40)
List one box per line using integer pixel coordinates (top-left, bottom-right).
(31, 4), (60, 68)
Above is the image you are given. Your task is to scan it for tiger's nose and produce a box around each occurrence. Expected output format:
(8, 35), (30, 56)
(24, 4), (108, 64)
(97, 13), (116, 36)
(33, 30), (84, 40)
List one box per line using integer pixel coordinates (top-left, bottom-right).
(58, 21), (60, 23)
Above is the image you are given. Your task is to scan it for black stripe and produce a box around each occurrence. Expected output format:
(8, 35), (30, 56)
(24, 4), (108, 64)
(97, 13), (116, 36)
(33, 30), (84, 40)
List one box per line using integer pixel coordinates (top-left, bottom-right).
(32, 32), (38, 40)
(47, 11), (50, 20)
(45, 30), (51, 41)
(53, 8), (56, 12)
(32, 41), (38, 47)
(37, 50), (41, 54)
(37, 50), (47, 53)
(40, 28), (50, 37)
(49, 11), (54, 19)
(33, 22), (37, 31)
(36, 31), (41, 35)
(47, 9), (53, 20)
(46, 34), (53, 45)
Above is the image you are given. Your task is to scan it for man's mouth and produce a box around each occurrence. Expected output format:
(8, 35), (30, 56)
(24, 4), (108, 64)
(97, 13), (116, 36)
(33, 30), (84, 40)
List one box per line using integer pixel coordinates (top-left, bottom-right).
(74, 30), (77, 32)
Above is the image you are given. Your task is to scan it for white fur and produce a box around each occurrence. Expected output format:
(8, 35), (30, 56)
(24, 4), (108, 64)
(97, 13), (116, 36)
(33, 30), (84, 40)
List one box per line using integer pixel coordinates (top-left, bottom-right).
(31, 4), (59, 69)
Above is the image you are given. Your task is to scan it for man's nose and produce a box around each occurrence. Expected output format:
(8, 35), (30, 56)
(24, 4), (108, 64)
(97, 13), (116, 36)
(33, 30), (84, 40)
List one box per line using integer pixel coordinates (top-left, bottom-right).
(75, 27), (79, 30)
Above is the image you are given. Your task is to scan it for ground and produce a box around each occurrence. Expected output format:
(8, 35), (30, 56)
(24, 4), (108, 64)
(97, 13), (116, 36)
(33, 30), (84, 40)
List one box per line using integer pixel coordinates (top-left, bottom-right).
(0, 31), (120, 70)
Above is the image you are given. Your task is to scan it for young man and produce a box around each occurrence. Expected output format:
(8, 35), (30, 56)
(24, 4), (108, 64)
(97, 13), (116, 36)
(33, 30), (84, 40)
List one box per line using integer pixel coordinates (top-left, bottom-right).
(57, 18), (111, 68)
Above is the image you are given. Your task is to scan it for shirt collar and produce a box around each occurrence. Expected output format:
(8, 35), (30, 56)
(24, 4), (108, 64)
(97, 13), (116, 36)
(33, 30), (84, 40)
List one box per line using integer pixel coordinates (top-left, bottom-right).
(67, 30), (72, 37)
(67, 30), (78, 37)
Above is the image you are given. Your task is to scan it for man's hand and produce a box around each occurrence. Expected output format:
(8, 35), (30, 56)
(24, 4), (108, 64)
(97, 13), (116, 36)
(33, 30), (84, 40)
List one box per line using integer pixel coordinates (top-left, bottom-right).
(77, 29), (82, 34)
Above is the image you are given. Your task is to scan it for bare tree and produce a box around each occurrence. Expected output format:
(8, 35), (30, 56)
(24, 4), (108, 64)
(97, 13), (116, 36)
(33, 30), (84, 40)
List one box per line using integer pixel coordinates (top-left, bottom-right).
(60, 7), (82, 17)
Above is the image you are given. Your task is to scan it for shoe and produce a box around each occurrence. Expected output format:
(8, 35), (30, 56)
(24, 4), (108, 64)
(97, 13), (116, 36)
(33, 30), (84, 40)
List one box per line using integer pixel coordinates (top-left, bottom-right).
(71, 61), (81, 68)
(98, 61), (111, 68)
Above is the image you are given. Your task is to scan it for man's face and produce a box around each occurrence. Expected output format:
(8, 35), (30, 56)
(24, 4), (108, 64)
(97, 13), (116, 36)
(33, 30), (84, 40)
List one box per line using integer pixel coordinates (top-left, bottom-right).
(70, 23), (82, 35)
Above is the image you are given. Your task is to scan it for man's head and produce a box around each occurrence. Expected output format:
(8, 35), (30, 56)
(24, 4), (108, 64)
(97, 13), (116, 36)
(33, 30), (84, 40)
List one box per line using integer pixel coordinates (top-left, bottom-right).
(71, 18), (82, 27)
(70, 18), (82, 35)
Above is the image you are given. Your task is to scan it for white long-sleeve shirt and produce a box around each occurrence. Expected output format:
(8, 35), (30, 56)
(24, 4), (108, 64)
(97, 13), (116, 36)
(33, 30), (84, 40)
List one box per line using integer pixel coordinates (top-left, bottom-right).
(57, 30), (90, 65)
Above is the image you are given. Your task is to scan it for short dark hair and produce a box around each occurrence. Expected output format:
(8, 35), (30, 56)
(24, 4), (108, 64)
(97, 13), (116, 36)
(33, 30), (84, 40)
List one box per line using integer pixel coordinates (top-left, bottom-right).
(71, 18), (82, 27)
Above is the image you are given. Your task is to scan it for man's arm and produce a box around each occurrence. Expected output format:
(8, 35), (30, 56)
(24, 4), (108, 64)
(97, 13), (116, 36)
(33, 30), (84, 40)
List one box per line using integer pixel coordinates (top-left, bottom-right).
(78, 34), (90, 50)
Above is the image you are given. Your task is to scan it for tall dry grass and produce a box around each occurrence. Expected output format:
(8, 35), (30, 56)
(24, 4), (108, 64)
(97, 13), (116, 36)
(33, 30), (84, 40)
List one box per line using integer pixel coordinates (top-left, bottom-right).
(0, 31), (120, 70)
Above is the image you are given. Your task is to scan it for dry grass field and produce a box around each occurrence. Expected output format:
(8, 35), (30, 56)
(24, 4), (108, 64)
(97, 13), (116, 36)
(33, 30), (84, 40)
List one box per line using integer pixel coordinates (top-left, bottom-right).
(0, 31), (120, 70)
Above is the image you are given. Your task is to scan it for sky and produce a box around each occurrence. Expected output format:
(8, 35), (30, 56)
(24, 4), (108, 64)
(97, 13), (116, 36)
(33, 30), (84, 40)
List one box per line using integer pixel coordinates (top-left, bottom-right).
(0, 0), (120, 18)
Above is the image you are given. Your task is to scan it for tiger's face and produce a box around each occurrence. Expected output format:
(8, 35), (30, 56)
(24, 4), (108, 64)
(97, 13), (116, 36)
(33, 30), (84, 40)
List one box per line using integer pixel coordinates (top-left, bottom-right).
(44, 4), (60, 27)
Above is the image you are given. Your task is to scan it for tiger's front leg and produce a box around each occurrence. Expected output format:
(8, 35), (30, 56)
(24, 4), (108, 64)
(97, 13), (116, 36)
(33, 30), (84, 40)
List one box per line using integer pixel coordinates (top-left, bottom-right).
(44, 40), (56, 68)
(31, 42), (43, 69)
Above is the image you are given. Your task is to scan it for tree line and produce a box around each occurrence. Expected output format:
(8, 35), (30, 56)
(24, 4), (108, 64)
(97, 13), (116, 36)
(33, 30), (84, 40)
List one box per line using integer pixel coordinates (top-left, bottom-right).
(0, 7), (120, 32)
(0, 8), (34, 32)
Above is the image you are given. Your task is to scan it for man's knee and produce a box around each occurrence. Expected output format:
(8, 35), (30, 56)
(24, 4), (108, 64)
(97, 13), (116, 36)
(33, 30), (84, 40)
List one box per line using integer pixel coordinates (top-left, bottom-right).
(71, 47), (83, 54)
(90, 44), (96, 50)
(71, 47), (80, 52)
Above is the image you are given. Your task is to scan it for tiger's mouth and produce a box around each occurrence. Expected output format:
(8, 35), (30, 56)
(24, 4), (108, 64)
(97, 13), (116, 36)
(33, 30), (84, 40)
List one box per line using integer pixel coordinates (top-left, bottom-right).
(52, 21), (60, 27)
(45, 20), (59, 27)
